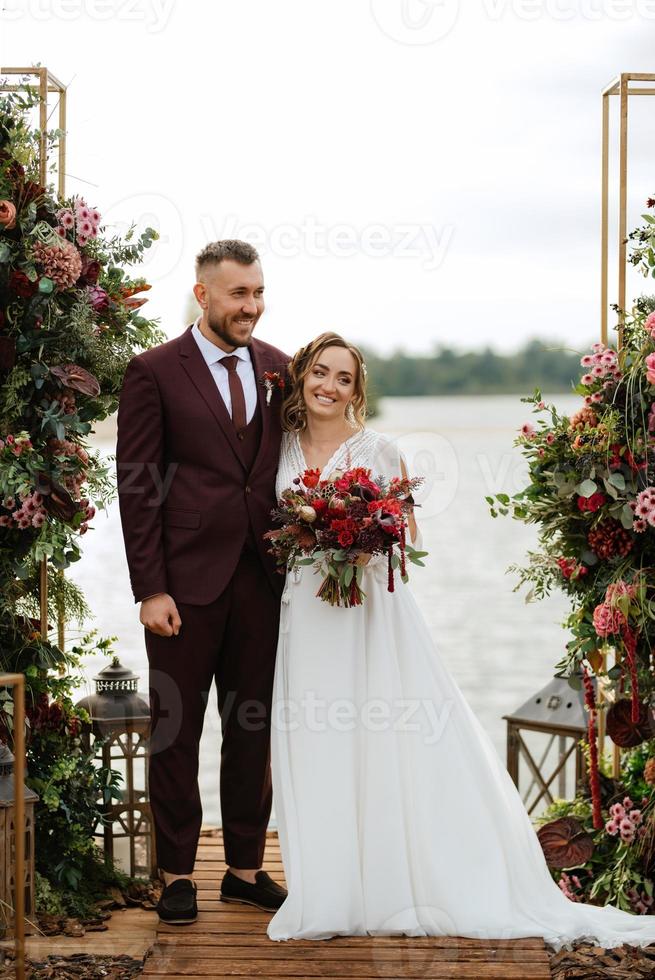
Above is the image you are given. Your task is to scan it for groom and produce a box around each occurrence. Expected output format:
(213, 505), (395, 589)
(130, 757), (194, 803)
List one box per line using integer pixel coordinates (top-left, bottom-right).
(116, 239), (289, 923)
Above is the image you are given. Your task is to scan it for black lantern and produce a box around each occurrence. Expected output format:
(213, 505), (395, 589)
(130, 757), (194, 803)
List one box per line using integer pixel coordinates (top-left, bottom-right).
(503, 675), (595, 817)
(76, 657), (155, 878)
(0, 744), (38, 940)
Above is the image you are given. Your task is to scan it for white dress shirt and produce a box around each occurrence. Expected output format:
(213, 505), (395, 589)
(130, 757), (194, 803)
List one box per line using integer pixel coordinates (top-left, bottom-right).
(191, 317), (258, 424)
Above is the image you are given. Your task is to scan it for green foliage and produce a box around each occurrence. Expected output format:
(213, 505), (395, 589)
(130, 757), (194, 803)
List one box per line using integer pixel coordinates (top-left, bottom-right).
(535, 742), (655, 913)
(0, 77), (162, 915)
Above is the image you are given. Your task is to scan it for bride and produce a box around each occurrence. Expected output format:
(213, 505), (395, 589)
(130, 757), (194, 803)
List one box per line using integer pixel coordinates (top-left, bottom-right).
(266, 331), (655, 951)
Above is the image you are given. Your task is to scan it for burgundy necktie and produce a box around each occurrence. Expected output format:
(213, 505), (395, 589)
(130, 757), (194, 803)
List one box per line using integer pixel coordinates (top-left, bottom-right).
(221, 355), (247, 439)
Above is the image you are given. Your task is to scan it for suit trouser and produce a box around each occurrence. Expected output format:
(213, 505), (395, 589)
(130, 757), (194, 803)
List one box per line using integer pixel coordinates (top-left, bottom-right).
(145, 548), (281, 874)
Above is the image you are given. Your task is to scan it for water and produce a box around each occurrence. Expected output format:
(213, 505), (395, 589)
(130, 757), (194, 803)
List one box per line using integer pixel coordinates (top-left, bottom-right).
(68, 393), (581, 826)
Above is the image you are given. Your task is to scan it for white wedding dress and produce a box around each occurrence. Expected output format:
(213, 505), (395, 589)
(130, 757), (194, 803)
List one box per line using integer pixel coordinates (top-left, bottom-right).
(266, 427), (655, 951)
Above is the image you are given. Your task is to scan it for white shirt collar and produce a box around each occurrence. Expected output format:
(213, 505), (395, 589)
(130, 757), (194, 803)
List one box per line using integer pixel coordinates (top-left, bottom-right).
(191, 317), (252, 366)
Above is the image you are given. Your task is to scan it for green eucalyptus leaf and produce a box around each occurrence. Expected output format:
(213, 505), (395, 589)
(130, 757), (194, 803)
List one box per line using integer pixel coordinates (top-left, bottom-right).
(576, 479), (597, 498)
(608, 472), (626, 490)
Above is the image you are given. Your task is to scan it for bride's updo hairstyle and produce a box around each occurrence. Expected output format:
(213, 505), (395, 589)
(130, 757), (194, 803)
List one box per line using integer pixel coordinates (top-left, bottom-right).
(281, 332), (368, 433)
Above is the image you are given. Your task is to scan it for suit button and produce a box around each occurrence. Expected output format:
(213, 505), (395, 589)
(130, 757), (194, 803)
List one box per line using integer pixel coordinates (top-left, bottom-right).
(245, 486), (251, 494)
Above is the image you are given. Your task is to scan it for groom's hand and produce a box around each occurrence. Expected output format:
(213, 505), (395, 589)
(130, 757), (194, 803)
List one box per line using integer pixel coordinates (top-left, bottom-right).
(140, 593), (182, 637)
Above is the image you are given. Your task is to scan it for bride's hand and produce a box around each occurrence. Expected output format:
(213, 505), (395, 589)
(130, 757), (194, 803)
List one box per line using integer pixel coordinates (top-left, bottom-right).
(355, 553), (372, 566)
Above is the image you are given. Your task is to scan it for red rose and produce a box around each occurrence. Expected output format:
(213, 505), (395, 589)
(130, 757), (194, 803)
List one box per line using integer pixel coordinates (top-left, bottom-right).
(577, 492), (606, 513)
(9, 270), (38, 298)
(338, 531), (355, 547)
(312, 498), (328, 515)
(301, 468), (322, 489)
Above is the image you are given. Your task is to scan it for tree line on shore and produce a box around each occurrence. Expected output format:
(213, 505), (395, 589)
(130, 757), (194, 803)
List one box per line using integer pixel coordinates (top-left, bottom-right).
(361, 338), (591, 398)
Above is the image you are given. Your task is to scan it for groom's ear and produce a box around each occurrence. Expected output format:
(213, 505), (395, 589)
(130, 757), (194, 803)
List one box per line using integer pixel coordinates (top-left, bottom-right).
(193, 281), (207, 310)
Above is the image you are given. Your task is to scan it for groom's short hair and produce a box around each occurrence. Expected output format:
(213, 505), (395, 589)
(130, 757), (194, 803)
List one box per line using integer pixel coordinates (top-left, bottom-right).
(195, 240), (260, 277)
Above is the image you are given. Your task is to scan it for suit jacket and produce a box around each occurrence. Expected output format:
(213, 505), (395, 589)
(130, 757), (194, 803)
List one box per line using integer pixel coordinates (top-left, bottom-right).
(116, 323), (290, 605)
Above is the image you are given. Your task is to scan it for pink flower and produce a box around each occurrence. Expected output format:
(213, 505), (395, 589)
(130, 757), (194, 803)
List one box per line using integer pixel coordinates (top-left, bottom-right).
(593, 601), (626, 637)
(77, 218), (94, 239)
(90, 208), (101, 225)
(645, 311), (655, 338)
(57, 209), (75, 230)
(633, 518), (647, 532)
(0, 200), (17, 230)
(606, 581), (637, 603)
(520, 422), (535, 437)
(31, 512), (46, 528)
(87, 285), (109, 311)
(605, 819), (620, 835)
(580, 354), (594, 367)
(546, 433), (555, 445)
(646, 353), (655, 386)
(581, 373), (594, 386)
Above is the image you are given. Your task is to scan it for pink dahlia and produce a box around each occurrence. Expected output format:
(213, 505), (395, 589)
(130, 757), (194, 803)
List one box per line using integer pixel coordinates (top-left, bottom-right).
(32, 238), (82, 290)
(645, 311), (655, 339)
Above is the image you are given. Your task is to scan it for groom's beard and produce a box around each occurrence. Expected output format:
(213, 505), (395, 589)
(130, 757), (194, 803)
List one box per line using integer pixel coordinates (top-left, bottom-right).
(207, 313), (257, 349)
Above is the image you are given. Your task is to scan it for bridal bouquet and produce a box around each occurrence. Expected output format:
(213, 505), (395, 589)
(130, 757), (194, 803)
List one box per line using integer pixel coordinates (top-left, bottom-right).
(265, 466), (427, 607)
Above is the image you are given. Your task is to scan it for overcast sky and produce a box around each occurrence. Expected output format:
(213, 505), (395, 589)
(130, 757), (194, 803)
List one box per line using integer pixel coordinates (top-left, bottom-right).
(2, 1), (654, 355)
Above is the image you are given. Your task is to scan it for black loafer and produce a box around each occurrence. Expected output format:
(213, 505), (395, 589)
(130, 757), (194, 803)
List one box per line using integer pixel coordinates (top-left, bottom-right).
(156, 878), (198, 924)
(220, 869), (287, 911)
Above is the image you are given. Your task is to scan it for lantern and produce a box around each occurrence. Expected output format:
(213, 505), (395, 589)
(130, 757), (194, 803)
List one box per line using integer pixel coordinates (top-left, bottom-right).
(76, 657), (156, 878)
(0, 744), (38, 940)
(503, 675), (596, 818)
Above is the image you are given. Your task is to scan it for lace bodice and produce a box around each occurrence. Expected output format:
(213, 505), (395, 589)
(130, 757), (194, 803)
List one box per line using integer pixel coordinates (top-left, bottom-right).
(276, 428), (396, 498)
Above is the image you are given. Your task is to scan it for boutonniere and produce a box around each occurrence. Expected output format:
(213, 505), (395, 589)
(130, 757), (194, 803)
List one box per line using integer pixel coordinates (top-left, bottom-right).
(261, 370), (286, 406)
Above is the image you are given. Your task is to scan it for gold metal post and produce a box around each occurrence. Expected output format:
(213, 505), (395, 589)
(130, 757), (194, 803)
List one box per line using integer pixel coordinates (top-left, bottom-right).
(600, 91), (609, 347)
(0, 674), (26, 980)
(599, 73), (655, 777)
(600, 73), (655, 348)
(1, 69), (68, 650)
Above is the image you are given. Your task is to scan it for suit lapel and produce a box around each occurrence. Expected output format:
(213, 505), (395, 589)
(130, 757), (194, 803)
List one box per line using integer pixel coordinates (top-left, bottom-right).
(178, 324), (247, 472)
(248, 339), (272, 477)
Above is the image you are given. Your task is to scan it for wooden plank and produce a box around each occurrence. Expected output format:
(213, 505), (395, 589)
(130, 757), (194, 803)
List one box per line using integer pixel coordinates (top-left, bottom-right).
(144, 945), (548, 962)
(142, 963), (550, 978)
(155, 934), (547, 950)
(149, 828), (551, 979)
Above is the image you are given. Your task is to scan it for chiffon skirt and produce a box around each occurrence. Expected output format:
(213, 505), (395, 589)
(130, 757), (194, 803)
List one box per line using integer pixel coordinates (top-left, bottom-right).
(267, 559), (655, 951)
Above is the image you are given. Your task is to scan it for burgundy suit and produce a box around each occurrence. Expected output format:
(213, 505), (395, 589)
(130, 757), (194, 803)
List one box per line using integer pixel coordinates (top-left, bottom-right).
(116, 323), (289, 873)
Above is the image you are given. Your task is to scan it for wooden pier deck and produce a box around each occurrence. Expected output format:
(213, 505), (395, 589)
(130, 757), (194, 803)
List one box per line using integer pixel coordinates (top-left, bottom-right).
(143, 828), (553, 979)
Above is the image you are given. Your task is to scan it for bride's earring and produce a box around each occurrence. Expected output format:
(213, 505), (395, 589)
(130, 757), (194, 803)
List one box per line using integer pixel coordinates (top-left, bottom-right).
(345, 402), (356, 426)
